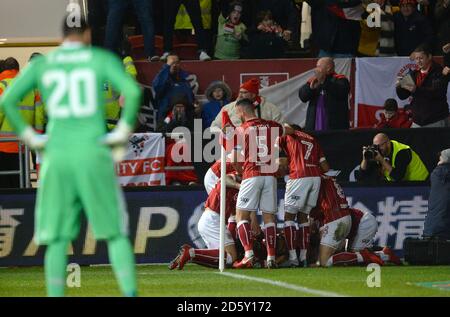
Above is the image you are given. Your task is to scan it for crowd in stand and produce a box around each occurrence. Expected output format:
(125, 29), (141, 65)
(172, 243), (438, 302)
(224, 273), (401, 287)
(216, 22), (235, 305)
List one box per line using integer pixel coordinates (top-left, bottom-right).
(86, 0), (450, 60)
(1, 0), (450, 188)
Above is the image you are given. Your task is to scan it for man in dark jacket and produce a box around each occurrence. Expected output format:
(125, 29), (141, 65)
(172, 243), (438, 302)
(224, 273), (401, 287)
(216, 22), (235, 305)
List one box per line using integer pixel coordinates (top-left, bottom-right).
(299, 58), (350, 131)
(394, 0), (434, 56)
(152, 54), (195, 121)
(396, 45), (450, 127)
(435, 0), (450, 54)
(423, 149), (450, 239)
(306, 0), (361, 57)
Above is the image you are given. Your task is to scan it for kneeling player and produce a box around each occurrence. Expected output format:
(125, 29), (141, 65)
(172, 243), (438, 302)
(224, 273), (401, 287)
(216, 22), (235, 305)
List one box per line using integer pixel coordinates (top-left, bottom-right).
(309, 175), (352, 267)
(327, 208), (401, 266)
(169, 176), (240, 270)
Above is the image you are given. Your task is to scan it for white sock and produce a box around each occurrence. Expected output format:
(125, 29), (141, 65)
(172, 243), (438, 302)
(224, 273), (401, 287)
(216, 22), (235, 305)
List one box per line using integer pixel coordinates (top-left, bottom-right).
(375, 251), (389, 262)
(356, 252), (364, 263)
(226, 253), (233, 265)
(288, 250), (297, 261)
(267, 255), (275, 261)
(245, 250), (254, 258)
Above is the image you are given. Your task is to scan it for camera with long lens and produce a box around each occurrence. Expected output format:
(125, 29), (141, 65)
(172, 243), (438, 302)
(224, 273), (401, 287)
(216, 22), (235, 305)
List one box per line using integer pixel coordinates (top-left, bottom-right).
(363, 144), (380, 160)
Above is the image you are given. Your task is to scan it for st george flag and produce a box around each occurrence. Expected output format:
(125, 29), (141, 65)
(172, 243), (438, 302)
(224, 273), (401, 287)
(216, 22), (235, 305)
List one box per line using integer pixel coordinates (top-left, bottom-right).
(327, 1), (364, 21)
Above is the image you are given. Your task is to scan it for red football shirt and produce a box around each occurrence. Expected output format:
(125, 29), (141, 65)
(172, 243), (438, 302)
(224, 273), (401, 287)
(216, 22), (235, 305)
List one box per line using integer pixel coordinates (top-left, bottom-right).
(347, 208), (364, 242)
(210, 160), (235, 178)
(205, 182), (239, 220)
(278, 130), (325, 178)
(310, 175), (350, 225)
(236, 118), (283, 180)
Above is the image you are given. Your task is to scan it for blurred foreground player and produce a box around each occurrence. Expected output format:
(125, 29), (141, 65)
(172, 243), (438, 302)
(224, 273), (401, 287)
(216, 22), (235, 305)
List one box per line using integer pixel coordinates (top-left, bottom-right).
(0, 17), (141, 296)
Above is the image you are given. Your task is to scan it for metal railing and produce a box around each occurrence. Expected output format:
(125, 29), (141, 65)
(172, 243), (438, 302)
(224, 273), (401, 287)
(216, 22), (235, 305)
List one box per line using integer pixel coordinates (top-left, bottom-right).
(0, 133), (198, 188)
(0, 137), (34, 188)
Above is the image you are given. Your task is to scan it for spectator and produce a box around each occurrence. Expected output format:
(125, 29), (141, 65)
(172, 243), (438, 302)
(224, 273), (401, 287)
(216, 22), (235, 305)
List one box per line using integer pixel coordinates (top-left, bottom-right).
(152, 54), (195, 121)
(159, 93), (196, 133)
(371, 133), (429, 181)
(161, 94), (199, 186)
(394, 0), (434, 56)
(0, 59), (5, 73)
(423, 148), (450, 239)
(243, 0), (299, 43)
(373, 98), (413, 128)
(358, 0), (397, 57)
(210, 78), (284, 130)
(435, 0), (450, 56)
(161, 0), (211, 61)
(214, 1), (247, 60)
(202, 80), (232, 129)
(104, 0), (159, 62)
(105, 37), (138, 131)
(0, 57), (45, 188)
(299, 57), (350, 131)
(307, 0), (362, 57)
(396, 45), (450, 127)
(245, 10), (287, 59)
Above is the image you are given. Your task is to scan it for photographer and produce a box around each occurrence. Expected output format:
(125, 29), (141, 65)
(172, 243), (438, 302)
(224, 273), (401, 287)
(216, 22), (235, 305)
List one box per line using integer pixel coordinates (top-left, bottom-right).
(355, 144), (385, 183)
(359, 133), (429, 182)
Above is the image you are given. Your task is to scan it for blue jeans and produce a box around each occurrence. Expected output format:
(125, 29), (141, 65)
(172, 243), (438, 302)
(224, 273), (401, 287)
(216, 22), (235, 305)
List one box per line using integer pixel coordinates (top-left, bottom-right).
(318, 50), (354, 58)
(105, 0), (155, 57)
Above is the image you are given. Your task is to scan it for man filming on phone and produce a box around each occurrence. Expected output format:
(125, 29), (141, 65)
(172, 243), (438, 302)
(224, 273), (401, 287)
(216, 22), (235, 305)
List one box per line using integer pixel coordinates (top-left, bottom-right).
(359, 133), (429, 182)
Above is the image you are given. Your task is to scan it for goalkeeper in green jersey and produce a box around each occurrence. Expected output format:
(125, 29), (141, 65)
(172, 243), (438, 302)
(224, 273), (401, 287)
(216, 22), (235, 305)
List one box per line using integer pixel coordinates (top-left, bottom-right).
(0, 17), (141, 297)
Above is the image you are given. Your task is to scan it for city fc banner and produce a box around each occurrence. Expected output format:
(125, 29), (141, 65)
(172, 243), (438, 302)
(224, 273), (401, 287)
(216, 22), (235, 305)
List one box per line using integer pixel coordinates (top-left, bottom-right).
(259, 59), (352, 128)
(355, 57), (450, 127)
(117, 133), (165, 186)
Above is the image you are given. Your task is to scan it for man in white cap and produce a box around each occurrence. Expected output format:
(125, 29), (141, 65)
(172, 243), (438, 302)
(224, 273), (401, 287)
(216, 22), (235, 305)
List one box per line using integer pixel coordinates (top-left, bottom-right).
(423, 149), (450, 239)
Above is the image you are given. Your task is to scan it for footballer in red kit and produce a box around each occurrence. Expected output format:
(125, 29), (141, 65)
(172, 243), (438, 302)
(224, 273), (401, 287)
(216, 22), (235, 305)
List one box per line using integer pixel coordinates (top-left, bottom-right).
(309, 175), (352, 266)
(326, 208), (401, 267)
(277, 125), (329, 267)
(169, 175), (240, 270)
(231, 98), (286, 269)
(203, 159), (235, 194)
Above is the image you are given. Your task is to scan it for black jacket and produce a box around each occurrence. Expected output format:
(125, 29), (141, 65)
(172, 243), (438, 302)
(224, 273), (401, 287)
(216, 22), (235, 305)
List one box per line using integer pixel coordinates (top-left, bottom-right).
(396, 62), (450, 126)
(423, 163), (450, 239)
(393, 11), (434, 56)
(299, 73), (350, 131)
(435, 0), (450, 48)
(307, 0), (361, 55)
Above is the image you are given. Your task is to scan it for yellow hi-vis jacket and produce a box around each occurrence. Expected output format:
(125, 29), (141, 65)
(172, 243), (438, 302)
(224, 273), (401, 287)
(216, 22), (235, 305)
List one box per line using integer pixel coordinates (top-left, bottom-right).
(104, 56), (137, 131)
(384, 140), (429, 181)
(0, 70), (46, 153)
(175, 0), (212, 30)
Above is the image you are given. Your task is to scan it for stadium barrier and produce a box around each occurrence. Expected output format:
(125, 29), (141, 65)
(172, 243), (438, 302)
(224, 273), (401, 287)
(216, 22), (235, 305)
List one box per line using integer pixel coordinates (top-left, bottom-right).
(0, 183), (429, 266)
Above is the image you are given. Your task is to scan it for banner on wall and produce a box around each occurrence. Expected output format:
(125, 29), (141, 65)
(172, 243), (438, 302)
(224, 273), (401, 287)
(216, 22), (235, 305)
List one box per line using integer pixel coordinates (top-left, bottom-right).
(0, 185), (430, 266)
(117, 133), (166, 186)
(355, 57), (450, 127)
(259, 59), (352, 127)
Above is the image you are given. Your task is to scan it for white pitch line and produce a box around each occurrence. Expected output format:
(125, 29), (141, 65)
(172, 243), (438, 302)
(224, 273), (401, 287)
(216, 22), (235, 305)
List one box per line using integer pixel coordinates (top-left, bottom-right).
(218, 271), (347, 297)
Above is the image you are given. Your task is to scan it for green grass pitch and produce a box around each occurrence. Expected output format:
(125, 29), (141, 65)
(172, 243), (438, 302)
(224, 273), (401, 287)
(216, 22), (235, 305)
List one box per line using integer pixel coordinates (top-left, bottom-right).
(1, 265), (449, 297)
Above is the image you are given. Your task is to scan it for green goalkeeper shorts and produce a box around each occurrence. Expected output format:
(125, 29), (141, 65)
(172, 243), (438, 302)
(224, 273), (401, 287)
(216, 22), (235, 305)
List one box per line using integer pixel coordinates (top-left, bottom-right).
(34, 146), (128, 245)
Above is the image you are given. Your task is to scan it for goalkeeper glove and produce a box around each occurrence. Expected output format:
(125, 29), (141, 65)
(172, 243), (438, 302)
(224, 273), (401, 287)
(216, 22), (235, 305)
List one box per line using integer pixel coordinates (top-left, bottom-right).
(101, 121), (133, 163)
(20, 127), (48, 151)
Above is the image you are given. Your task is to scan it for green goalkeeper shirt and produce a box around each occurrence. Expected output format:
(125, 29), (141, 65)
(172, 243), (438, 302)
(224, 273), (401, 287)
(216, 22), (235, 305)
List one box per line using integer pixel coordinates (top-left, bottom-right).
(0, 41), (141, 149)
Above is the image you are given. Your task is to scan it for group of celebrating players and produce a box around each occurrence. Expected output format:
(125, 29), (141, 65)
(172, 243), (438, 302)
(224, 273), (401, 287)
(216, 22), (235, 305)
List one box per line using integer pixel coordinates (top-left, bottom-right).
(169, 98), (401, 271)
